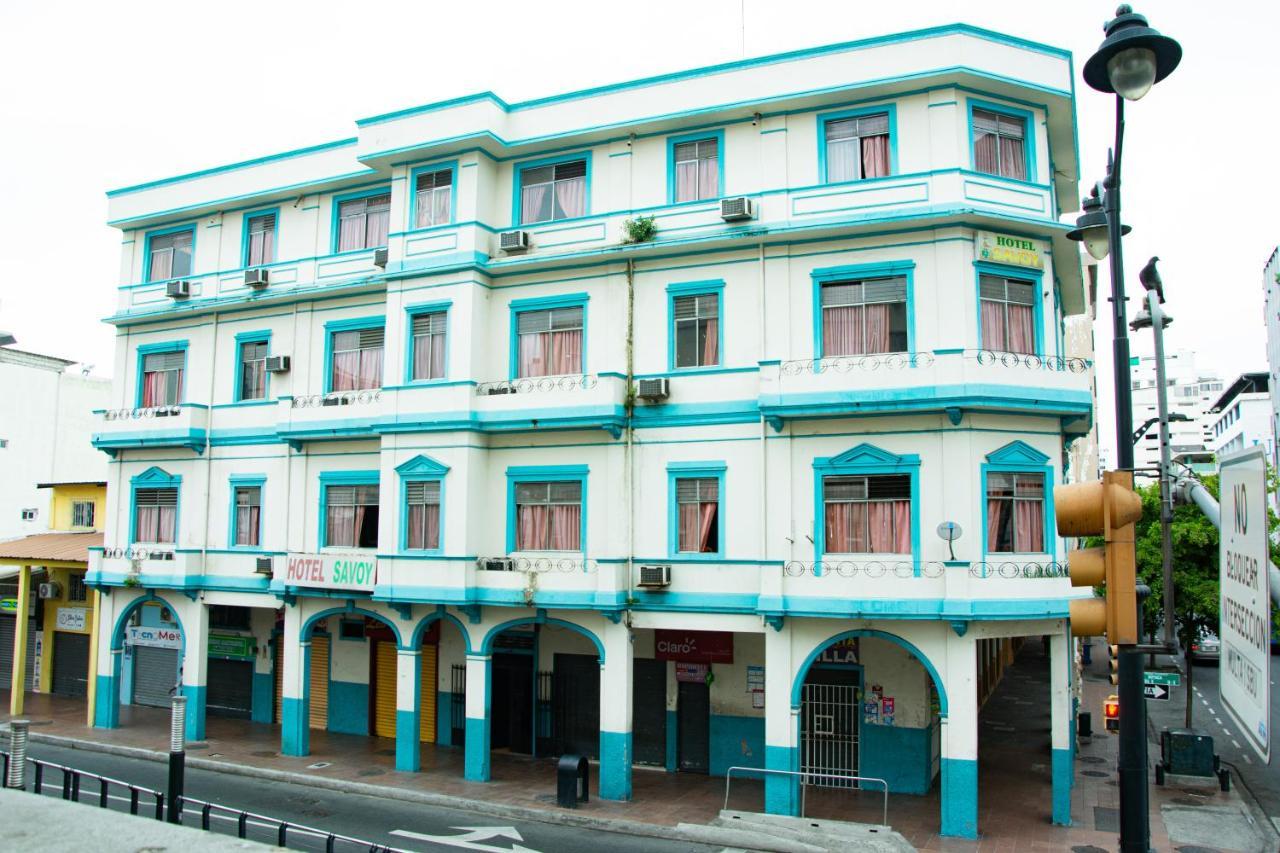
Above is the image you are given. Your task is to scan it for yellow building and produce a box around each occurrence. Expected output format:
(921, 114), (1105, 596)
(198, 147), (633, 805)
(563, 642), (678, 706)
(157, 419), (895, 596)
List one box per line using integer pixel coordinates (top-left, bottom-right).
(1, 482), (105, 721)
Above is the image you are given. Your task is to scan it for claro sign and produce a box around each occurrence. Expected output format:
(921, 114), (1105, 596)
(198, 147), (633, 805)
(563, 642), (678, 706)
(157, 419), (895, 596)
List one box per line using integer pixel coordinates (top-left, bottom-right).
(278, 553), (377, 592)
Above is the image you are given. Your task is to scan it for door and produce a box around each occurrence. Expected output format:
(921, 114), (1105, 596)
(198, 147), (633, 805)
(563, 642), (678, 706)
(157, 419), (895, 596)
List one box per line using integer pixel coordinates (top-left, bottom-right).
(677, 680), (710, 773)
(492, 653), (534, 753)
(553, 653), (599, 758)
(373, 641), (397, 739)
(800, 667), (860, 788)
(0, 614), (37, 692)
(206, 658), (253, 719)
(51, 632), (90, 698)
(132, 646), (180, 707)
(419, 644), (437, 742)
(450, 664), (466, 746)
(308, 635), (329, 730)
(632, 658), (667, 766)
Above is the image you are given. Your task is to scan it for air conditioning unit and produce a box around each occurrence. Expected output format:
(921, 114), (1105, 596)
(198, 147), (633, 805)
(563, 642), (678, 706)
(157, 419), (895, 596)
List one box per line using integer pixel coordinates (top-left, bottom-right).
(322, 394), (353, 407)
(165, 280), (191, 299)
(254, 557), (274, 575)
(637, 565), (671, 588)
(499, 230), (529, 252)
(37, 582), (61, 600)
(153, 405), (180, 417)
(482, 558), (514, 572)
(636, 377), (670, 401)
(244, 268), (269, 288)
(373, 248), (389, 268)
(719, 196), (756, 222)
(265, 355), (291, 373)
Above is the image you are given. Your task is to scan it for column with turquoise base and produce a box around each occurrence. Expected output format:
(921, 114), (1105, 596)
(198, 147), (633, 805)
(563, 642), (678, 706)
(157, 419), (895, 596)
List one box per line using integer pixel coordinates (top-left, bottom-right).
(180, 600), (209, 742)
(940, 633), (978, 839)
(280, 605), (310, 757)
(763, 626), (800, 815)
(395, 647), (422, 772)
(599, 622), (633, 800)
(1050, 628), (1073, 826)
(463, 653), (491, 781)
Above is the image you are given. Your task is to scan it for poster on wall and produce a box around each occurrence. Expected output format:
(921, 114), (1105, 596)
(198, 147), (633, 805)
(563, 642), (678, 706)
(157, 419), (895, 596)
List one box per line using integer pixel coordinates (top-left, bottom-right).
(675, 662), (710, 683)
(55, 607), (87, 631)
(863, 700), (879, 724)
(746, 665), (764, 692)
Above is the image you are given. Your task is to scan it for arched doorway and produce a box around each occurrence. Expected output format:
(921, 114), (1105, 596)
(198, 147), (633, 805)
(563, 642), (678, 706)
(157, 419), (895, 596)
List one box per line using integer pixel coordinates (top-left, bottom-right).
(398, 610), (473, 773)
(98, 592), (186, 731)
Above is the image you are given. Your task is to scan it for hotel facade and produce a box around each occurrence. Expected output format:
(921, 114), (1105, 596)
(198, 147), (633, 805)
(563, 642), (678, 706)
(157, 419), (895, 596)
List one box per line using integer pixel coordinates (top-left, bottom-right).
(89, 25), (1091, 839)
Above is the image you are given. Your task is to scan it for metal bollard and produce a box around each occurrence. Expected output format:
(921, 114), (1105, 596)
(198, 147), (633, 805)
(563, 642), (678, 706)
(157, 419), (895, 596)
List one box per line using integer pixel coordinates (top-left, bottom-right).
(6, 720), (29, 790)
(166, 695), (186, 824)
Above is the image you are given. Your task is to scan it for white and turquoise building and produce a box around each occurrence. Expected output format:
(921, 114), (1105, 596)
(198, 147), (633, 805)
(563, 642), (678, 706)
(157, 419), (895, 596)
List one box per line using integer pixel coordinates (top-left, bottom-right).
(88, 24), (1092, 838)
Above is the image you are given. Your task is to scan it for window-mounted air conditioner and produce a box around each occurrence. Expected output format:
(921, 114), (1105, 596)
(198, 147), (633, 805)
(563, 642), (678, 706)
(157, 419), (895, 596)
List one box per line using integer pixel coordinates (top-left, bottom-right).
(244, 268), (269, 288)
(637, 565), (671, 588)
(373, 248), (389, 268)
(254, 557), (274, 575)
(166, 280), (191, 299)
(37, 582), (62, 600)
(482, 557), (514, 572)
(499, 230), (529, 252)
(153, 405), (180, 417)
(265, 355), (291, 373)
(719, 196), (756, 222)
(636, 377), (670, 401)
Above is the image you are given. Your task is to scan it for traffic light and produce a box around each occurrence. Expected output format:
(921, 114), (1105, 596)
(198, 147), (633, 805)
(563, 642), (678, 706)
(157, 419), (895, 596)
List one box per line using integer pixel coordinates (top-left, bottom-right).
(1103, 694), (1120, 733)
(1054, 470), (1144, 644)
(1109, 643), (1119, 686)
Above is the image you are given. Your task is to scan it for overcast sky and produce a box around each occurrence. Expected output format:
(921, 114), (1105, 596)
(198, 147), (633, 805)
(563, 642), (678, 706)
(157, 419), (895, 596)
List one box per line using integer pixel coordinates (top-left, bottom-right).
(1, 1), (1276, 460)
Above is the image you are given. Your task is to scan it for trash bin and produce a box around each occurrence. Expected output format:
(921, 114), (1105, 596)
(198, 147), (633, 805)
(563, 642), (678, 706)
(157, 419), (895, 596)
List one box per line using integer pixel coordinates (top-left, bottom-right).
(557, 754), (589, 808)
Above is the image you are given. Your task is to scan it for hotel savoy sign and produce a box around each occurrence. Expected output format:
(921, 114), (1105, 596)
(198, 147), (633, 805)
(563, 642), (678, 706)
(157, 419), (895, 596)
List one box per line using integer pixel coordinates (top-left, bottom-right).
(278, 553), (378, 592)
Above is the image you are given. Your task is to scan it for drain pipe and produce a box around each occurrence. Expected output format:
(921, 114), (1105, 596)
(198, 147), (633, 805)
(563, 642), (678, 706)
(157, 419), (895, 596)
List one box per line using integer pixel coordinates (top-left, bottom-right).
(201, 311), (219, 574)
(757, 243), (768, 572)
(625, 259), (636, 600)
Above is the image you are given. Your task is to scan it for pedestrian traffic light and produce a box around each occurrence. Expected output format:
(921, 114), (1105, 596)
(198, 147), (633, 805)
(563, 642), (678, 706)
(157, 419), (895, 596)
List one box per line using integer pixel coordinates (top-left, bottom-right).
(1103, 694), (1120, 733)
(1054, 470), (1144, 644)
(1109, 644), (1120, 685)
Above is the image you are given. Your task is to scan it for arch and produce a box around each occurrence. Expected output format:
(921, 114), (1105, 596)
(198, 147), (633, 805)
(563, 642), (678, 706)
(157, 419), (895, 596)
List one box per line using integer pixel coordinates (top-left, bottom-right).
(110, 590), (187, 654)
(790, 628), (947, 716)
(481, 615), (605, 662)
(301, 605), (404, 647)
(409, 608), (474, 653)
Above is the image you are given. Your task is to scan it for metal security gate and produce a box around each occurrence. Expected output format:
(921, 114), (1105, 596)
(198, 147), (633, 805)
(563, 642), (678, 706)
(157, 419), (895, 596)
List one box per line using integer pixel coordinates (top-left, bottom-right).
(132, 646), (180, 708)
(0, 614), (37, 692)
(450, 664), (466, 746)
(51, 632), (90, 697)
(553, 653), (599, 759)
(206, 658), (253, 719)
(801, 683), (859, 788)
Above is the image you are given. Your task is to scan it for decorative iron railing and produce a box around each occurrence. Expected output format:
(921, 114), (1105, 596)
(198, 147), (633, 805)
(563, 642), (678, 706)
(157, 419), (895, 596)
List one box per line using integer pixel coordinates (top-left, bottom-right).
(968, 560), (1068, 579)
(99, 547), (175, 561)
(783, 560), (946, 578)
(102, 405), (185, 420)
(290, 390), (382, 408)
(476, 374), (599, 395)
(476, 556), (599, 574)
(779, 353), (934, 375)
(964, 350), (1090, 373)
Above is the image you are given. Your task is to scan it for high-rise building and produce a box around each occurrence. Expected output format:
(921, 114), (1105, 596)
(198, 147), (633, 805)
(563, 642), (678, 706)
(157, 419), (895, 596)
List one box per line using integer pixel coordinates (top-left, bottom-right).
(1129, 349), (1222, 480)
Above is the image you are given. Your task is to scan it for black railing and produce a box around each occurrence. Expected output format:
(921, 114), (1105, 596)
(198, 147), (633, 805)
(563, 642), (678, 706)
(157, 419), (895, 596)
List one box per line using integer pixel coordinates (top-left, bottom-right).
(23, 755), (166, 820)
(178, 795), (406, 852)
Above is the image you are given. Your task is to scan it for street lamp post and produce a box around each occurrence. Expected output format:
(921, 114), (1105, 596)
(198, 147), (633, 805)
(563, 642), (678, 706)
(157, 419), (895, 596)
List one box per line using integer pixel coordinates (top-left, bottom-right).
(1069, 7), (1181, 853)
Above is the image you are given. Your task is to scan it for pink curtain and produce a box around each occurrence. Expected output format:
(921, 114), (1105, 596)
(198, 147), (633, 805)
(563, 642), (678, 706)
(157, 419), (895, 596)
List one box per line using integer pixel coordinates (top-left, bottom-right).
(868, 503), (894, 552)
(1000, 137), (1026, 180)
(698, 161), (718, 200)
(338, 216), (364, 252)
(328, 506), (354, 546)
(980, 301), (1005, 351)
(367, 209), (389, 248)
(136, 506), (158, 542)
(249, 229), (273, 266)
(518, 332), (546, 378)
(143, 372), (165, 407)
(236, 506), (259, 546)
(157, 507), (176, 543)
(824, 503), (851, 552)
(702, 318), (718, 365)
(698, 503), (717, 552)
(414, 334), (446, 380)
(549, 329), (582, 375)
(555, 177), (585, 219)
(864, 304), (890, 353)
(550, 504), (581, 550)
(1015, 500), (1044, 552)
(892, 500), (911, 553)
(521, 185), (549, 223)
(676, 161), (699, 202)
(975, 132), (998, 174)
(331, 351), (360, 392)
(986, 499), (1005, 550)
(358, 349), (382, 389)
(822, 306), (863, 357)
(430, 334), (446, 378)
(408, 504), (440, 550)
(678, 503), (701, 552)
(862, 135), (890, 178)
(518, 505), (549, 550)
(1008, 304), (1034, 355)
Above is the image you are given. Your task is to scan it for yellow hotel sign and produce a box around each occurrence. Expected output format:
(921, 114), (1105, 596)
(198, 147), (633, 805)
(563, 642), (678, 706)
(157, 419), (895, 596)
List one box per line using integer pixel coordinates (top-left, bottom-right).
(976, 231), (1045, 270)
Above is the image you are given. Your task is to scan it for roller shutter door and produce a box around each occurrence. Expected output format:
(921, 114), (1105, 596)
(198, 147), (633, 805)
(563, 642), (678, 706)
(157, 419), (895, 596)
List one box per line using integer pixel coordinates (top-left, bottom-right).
(0, 615), (37, 692)
(207, 658), (253, 719)
(132, 646), (179, 707)
(51, 632), (90, 697)
(309, 635), (329, 730)
(420, 644), (437, 742)
(374, 641), (396, 739)
(274, 640), (283, 724)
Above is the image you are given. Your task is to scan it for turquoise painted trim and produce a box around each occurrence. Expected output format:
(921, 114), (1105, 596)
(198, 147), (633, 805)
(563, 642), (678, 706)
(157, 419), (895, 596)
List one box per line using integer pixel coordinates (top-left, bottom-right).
(327, 679), (369, 734)
(709, 715), (765, 776)
(329, 185), (393, 254)
(511, 150), (593, 227)
(398, 454), (448, 554)
(251, 671), (273, 724)
(232, 330), (272, 402)
(980, 440), (1057, 560)
(105, 593), (188, 731)
(240, 206), (280, 268)
(504, 465), (589, 555)
(180, 683), (207, 740)
(282, 696), (308, 756)
(134, 339), (189, 408)
(817, 103), (898, 183)
(760, 384), (1091, 422)
(811, 260), (915, 360)
(974, 259), (1045, 357)
(665, 709), (678, 771)
(227, 474), (266, 549)
(94, 673), (118, 728)
(812, 443), (920, 572)
(599, 730), (633, 800)
(403, 299), (453, 384)
(436, 691), (453, 746)
(317, 469), (380, 549)
(142, 223), (197, 284)
(407, 160), (459, 230)
(666, 128), (725, 204)
(966, 96), (1038, 185)
(481, 616), (604, 662)
(322, 314), (386, 393)
(507, 291), (590, 380)
(409, 609), (473, 652)
(128, 466), (182, 548)
(764, 745), (801, 816)
(940, 757), (978, 838)
(666, 279), (725, 371)
(860, 722), (932, 794)
(1052, 747), (1071, 826)
(790, 628), (947, 716)
(464, 715), (490, 781)
(397, 707), (422, 772)
(667, 462), (726, 560)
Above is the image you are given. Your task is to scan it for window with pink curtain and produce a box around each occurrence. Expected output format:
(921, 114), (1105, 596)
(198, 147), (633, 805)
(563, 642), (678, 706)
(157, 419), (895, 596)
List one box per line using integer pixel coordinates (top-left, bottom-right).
(330, 327), (384, 392)
(819, 278), (908, 356)
(141, 350), (184, 407)
(337, 193), (390, 252)
(673, 137), (720, 202)
(519, 160), (587, 224)
(676, 477), (720, 554)
(978, 275), (1036, 355)
(822, 475), (911, 554)
(515, 481), (582, 551)
(147, 229), (192, 282)
(410, 311), (447, 381)
(673, 292), (720, 368)
(238, 340), (268, 401)
(516, 306), (584, 377)
(414, 169), (453, 228)
(824, 112), (891, 183)
(986, 472), (1045, 553)
(246, 213), (276, 267)
(325, 484), (379, 548)
(972, 108), (1027, 181)
(405, 480), (441, 550)
(134, 487), (178, 544)
(234, 485), (261, 547)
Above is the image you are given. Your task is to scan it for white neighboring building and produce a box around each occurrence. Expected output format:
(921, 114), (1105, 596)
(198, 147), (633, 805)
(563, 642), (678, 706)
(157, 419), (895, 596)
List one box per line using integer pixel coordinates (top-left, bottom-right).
(1129, 349), (1222, 480)
(1263, 247), (1280, 487)
(0, 347), (110, 541)
(1208, 373), (1273, 459)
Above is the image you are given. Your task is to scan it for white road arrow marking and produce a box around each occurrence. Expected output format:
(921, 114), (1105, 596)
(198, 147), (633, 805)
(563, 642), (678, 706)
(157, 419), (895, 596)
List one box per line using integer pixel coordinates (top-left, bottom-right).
(391, 826), (541, 853)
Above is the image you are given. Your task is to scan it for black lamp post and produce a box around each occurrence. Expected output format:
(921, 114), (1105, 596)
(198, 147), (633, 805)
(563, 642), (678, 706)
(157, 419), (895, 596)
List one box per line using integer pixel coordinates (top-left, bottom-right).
(1068, 7), (1181, 853)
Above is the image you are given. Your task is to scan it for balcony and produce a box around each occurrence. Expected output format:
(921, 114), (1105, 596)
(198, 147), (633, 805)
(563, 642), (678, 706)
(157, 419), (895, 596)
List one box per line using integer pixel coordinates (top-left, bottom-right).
(372, 556), (628, 611)
(91, 545), (202, 586)
(276, 390), (387, 446)
(91, 404), (209, 456)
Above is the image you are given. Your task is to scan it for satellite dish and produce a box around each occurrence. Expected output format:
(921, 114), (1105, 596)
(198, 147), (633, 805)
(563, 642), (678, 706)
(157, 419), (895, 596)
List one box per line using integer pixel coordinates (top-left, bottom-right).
(936, 521), (963, 560)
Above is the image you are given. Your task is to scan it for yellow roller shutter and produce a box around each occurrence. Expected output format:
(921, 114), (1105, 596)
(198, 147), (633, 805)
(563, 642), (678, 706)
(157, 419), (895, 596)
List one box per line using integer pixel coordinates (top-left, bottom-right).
(273, 641), (282, 724)
(374, 641), (397, 740)
(420, 644), (437, 743)
(309, 635), (329, 730)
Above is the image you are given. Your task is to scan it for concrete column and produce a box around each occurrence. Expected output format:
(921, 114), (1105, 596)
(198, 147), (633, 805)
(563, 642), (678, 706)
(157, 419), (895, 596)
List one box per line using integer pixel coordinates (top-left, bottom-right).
(181, 600), (208, 741)
(463, 653), (491, 782)
(1050, 628), (1072, 826)
(763, 625), (799, 816)
(93, 591), (122, 729)
(396, 647), (422, 773)
(598, 623), (633, 800)
(249, 608), (275, 724)
(86, 589), (102, 727)
(280, 604), (310, 756)
(8, 565), (31, 715)
(940, 633), (978, 839)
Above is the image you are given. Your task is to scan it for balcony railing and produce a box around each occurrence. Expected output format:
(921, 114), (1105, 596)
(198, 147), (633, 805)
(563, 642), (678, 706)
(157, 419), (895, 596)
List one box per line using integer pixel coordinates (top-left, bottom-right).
(475, 374), (600, 395)
(91, 404), (209, 455)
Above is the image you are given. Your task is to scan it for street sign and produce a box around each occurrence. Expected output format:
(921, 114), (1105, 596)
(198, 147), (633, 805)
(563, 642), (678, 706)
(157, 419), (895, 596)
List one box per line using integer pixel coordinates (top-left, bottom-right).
(1145, 671), (1181, 687)
(1143, 684), (1170, 701)
(1218, 446), (1271, 763)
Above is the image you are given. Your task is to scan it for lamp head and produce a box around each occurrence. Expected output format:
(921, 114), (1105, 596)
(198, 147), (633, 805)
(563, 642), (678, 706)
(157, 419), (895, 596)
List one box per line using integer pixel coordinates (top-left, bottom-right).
(1066, 184), (1130, 260)
(1083, 5), (1182, 100)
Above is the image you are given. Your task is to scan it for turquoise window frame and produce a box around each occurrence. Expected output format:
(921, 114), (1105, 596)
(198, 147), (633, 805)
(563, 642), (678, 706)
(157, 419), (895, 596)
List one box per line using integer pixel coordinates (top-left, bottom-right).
(128, 466), (182, 548)
(505, 465), (588, 554)
(810, 261), (916, 360)
(666, 128), (725, 205)
(812, 443), (920, 573)
(329, 185), (392, 254)
(407, 160), (458, 231)
(227, 474), (267, 551)
(142, 222), (197, 284)
(979, 440), (1056, 559)
(240, 206), (280, 268)
(134, 340), (189, 408)
(973, 260), (1044, 357)
(507, 292), (589, 380)
(318, 470), (381, 551)
(511, 150), (593, 227)
(816, 104), (898, 185)
(403, 300), (452, 385)
(232, 330), (272, 402)
(323, 315), (386, 394)
(966, 98), (1038, 184)
(667, 461), (726, 560)
(396, 454), (450, 553)
(666, 280), (725, 372)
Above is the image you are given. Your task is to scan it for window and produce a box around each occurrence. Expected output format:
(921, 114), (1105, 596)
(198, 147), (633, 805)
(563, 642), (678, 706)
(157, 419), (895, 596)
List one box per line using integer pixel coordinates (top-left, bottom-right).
(675, 477), (719, 553)
(209, 604), (251, 630)
(985, 472), (1045, 553)
(979, 275), (1036, 355)
(238, 339), (268, 401)
(20, 508), (36, 521)
(409, 311), (447, 381)
(414, 169), (453, 228)
(336, 193), (390, 252)
(824, 112), (891, 182)
(71, 501), (95, 529)
(325, 484), (379, 548)
(972, 108), (1027, 181)
(140, 350), (184, 407)
(330, 327), (384, 392)
(245, 212), (276, 267)
(515, 481), (582, 551)
(405, 481), (441, 550)
(673, 292), (720, 368)
(134, 487), (178, 544)
(148, 229), (193, 281)
(233, 485), (262, 547)
(516, 306), (583, 378)
(519, 159), (586, 224)
(822, 474), (910, 553)
(672, 137), (720, 202)
(820, 277), (908, 356)
(68, 574), (88, 603)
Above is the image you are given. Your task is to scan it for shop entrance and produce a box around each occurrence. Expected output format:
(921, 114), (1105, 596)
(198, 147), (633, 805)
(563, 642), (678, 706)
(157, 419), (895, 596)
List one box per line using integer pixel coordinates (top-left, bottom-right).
(632, 658), (666, 766)
(677, 679), (710, 773)
(492, 652), (534, 753)
(800, 666), (862, 787)
(552, 653), (599, 758)
(51, 631), (89, 698)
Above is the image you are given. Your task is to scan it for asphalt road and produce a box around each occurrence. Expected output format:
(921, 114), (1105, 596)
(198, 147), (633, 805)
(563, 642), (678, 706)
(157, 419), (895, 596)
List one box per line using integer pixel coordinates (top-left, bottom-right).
(18, 741), (719, 853)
